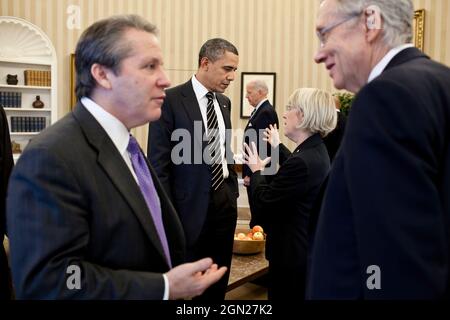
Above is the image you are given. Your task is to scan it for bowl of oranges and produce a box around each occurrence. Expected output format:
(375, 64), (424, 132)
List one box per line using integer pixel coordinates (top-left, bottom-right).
(233, 225), (266, 255)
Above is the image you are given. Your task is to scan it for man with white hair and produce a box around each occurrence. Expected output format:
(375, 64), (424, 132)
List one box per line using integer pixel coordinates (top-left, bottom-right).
(308, 0), (450, 299)
(242, 79), (278, 228)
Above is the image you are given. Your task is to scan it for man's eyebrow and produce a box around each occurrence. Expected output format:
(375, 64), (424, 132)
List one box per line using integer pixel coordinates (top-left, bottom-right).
(141, 57), (161, 64)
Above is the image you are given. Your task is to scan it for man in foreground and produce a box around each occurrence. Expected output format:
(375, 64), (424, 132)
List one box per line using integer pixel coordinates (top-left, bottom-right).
(309, 0), (450, 299)
(7, 15), (226, 299)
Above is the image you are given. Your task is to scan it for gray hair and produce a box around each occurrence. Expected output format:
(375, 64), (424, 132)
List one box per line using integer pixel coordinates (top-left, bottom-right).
(75, 14), (158, 100)
(247, 80), (269, 94)
(198, 38), (239, 67)
(287, 88), (337, 137)
(328, 0), (414, 48)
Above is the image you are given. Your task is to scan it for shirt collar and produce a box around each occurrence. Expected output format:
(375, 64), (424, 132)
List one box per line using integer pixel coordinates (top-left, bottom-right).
(191, 75), (213, 101)
(368, 43), (415, 83)
(80, 97), (130, 155)
(254, 98), (268, 111)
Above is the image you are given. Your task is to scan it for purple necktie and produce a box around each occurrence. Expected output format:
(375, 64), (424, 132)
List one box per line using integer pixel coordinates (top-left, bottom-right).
(127, 135), (172, 268)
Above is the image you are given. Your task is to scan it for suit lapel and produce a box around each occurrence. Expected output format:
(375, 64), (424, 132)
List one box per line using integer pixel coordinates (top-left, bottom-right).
(73, 103), (170, 266)
(145, 157), (185, 265)
(180, 81), (207, 150)
(216, 94), (232, 130)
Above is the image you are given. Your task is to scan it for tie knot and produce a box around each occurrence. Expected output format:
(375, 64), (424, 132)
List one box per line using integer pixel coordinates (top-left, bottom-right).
(206, 91), (214, 102)
(127, 135), (141, 155)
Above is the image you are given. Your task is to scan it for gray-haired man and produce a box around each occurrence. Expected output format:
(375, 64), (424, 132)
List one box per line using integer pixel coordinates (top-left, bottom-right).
(308, 0), (450, 299)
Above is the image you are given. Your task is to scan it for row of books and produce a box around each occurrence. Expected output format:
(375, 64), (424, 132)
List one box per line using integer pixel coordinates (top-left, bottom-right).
(24, 70), (51, 87)
(0, 91), (22, 108)
(10, 116), (47, 133)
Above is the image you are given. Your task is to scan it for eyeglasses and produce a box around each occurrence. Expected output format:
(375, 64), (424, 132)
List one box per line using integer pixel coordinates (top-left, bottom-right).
(316, 11), (361, 47)
(286, 105), (295, 112)
(286, 105), (303, 113)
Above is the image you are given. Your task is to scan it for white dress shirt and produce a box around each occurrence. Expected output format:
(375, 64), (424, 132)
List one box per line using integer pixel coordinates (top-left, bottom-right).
(81, 97), (170, 300)
(191, 75), (229, 179)
(368, 43), (415, 83)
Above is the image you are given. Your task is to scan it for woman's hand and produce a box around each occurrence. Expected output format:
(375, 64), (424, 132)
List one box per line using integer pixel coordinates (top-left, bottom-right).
(243, 142), (271, 173)
(263, 124), (280, 148)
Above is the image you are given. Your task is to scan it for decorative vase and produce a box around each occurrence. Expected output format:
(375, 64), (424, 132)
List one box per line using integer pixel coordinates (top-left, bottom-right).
(6, 74), (18, 85)
(32, 95), (44, 109)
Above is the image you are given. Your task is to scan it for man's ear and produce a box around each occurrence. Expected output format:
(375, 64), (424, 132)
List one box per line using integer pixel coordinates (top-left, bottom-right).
(365, 5), (382, 42)
(90, 63), (113, 89)
(199, 57), (210, 71)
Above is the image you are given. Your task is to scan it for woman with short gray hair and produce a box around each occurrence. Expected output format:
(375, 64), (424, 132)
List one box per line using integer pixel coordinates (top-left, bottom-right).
(244, 87), (336, 300)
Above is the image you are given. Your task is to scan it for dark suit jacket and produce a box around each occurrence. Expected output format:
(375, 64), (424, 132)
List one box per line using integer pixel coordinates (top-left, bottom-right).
(308, 47), (450, 299)
(250, 133), (330, 270)
(1, 106), (13, 299)
(323, 110), (346, 163)
(0, 106), (13, 237)
(242, 100), (279, 178)
(6, 102), (185, 299)
(148, 80), (238, 247)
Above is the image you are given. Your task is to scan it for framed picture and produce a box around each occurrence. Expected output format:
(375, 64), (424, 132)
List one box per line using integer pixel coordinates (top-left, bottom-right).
(240, 72), (276, 119)
(70, 53), (77, 109)
(413, 9), (425, 51)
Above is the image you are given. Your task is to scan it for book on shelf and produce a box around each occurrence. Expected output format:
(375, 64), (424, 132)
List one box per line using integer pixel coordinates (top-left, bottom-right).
(0, 91), (22, 108)
(24, 69), (51, 87)
(10, 116), (47, 133)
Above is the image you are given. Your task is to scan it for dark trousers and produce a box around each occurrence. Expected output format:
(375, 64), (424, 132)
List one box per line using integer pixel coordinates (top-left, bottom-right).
(189, 181), (237, 301)
(247, 186), (267, 229)
(0, 244), (11, 300)
(247, 186), (257, 228)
